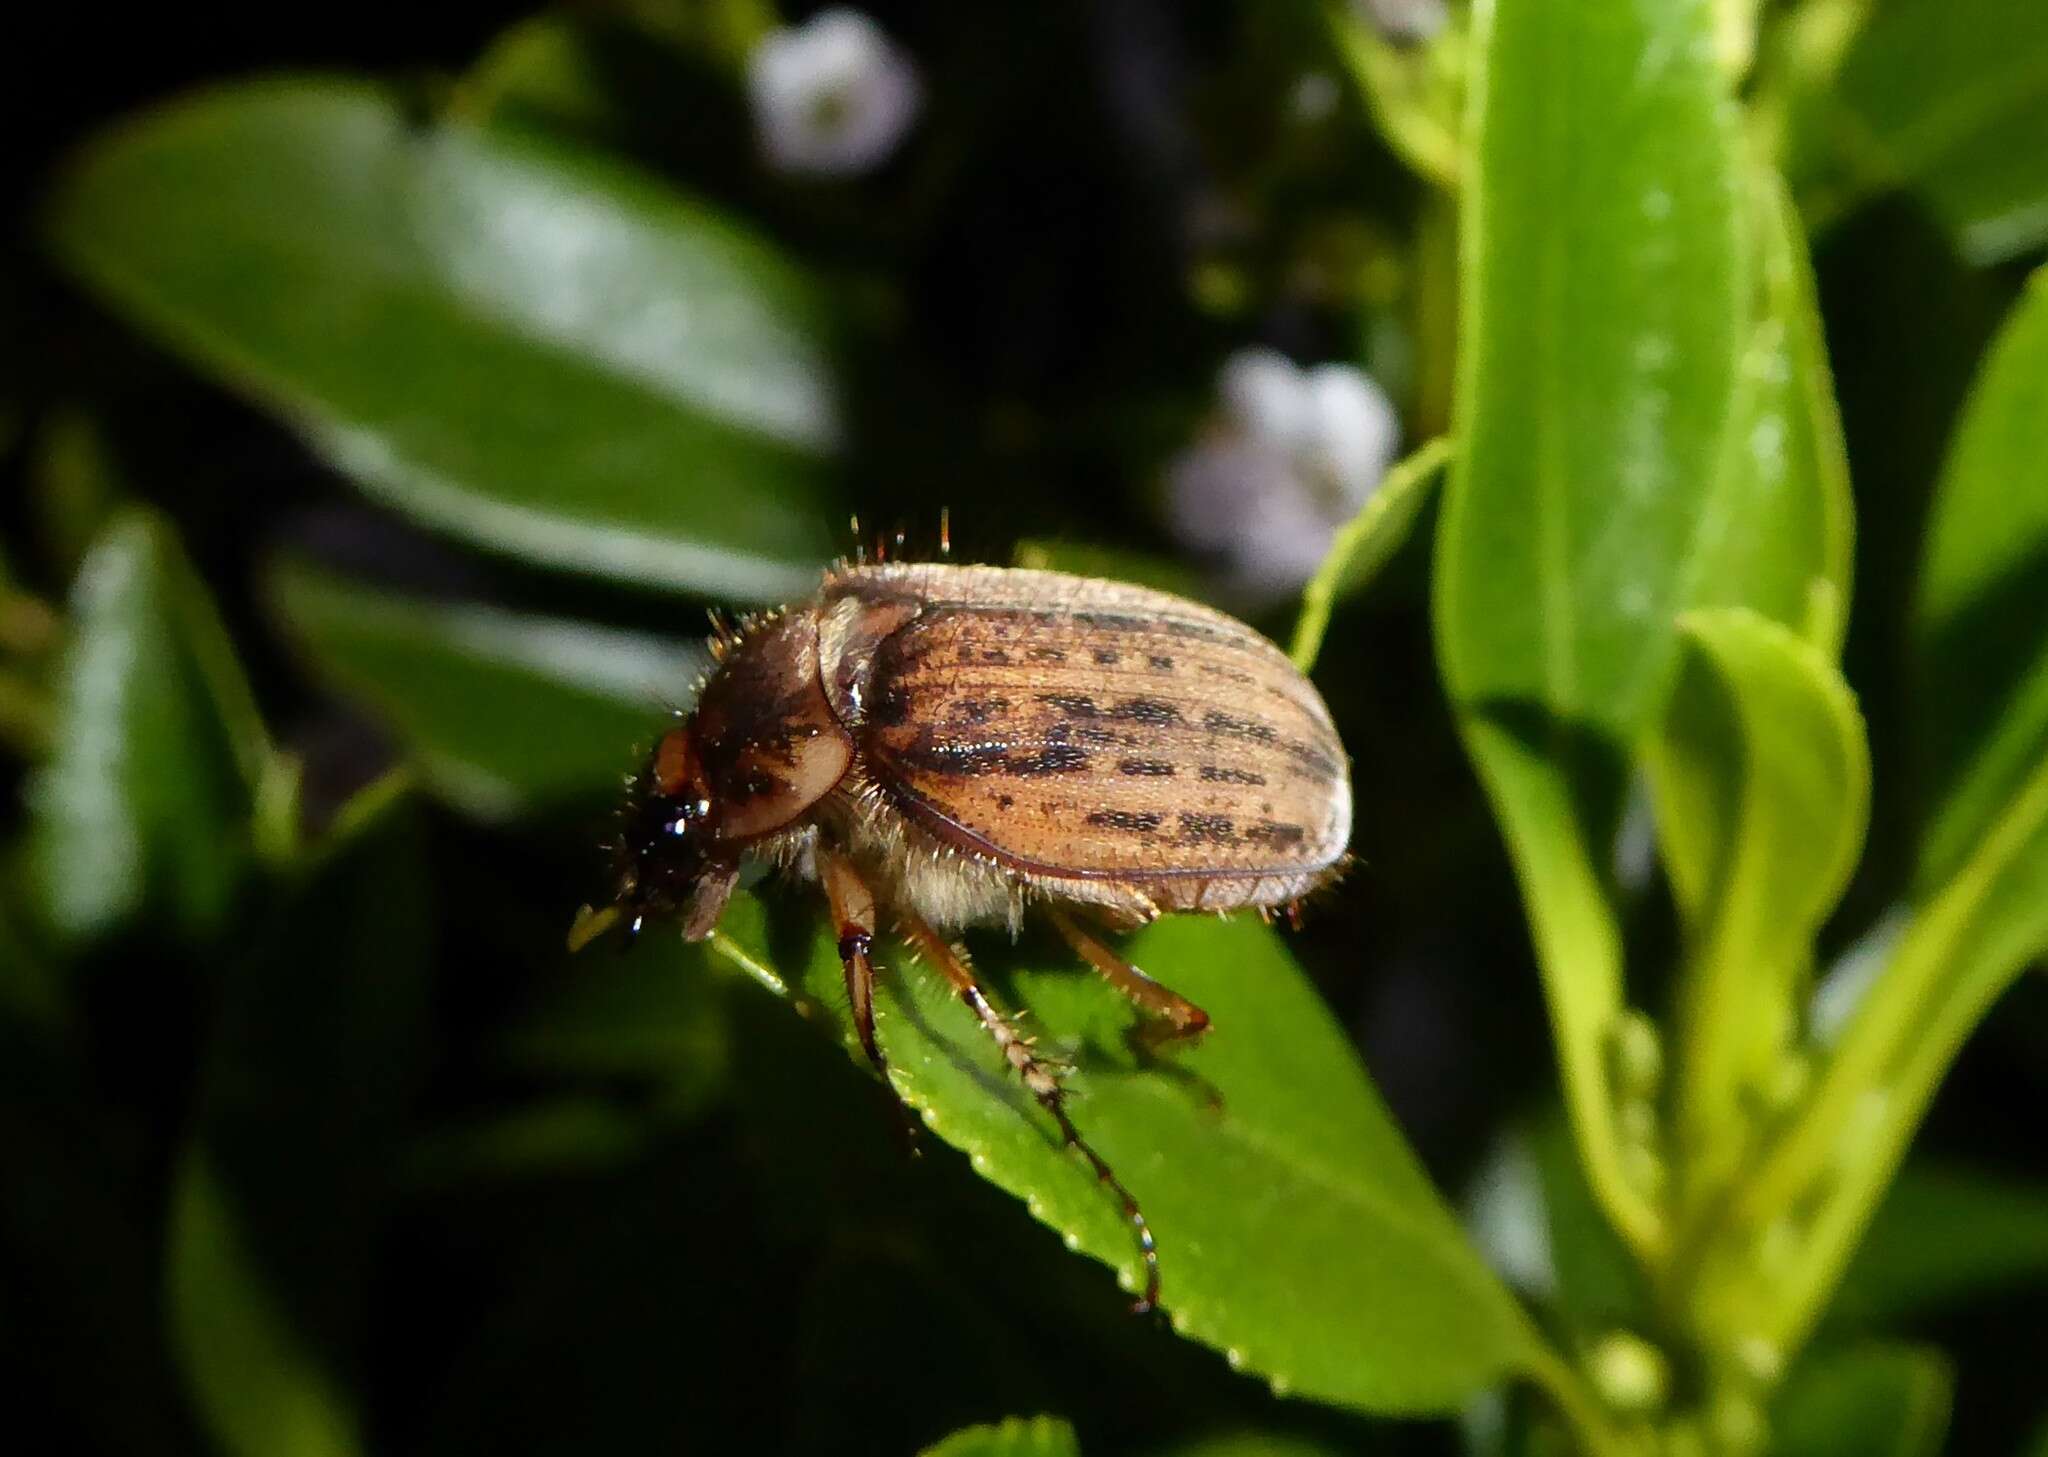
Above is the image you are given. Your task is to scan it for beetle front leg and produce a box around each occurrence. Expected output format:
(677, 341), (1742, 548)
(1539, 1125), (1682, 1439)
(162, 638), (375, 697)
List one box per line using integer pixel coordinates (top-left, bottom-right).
(818, 845), (887, 1080)
(898, 910), (1161, 1315)
(1048, 908), (1211, 1051)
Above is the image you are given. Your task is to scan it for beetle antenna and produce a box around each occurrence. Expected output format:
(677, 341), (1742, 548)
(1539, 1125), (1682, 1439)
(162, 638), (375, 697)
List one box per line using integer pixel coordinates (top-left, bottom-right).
(850, 514), (866, 565)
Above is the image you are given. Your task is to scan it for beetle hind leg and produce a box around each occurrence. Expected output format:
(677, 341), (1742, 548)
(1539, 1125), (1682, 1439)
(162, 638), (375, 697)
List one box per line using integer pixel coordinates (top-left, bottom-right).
(1049, 908), (1211, 1052)
(898, 910), (1161, 1315)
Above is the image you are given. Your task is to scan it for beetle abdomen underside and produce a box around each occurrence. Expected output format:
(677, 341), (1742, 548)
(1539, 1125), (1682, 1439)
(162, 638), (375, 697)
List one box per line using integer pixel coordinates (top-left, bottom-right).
(831, 566), (1351, 894)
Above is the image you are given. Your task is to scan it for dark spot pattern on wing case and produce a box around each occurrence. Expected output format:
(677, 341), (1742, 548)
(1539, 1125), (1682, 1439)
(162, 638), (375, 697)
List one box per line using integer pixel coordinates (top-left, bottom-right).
(1085, 809), (1164, 834)
(1178, 812), (1236, 845)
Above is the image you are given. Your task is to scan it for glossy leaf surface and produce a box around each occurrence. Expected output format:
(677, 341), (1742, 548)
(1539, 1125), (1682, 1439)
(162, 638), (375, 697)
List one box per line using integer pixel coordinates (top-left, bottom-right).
(709, 898), (1544, 1414)
(28, 509), (268, 941)
(47, 79), (840, 597)
(1690, 173), (1855, 653)
(1437, 0), (1745, 1256)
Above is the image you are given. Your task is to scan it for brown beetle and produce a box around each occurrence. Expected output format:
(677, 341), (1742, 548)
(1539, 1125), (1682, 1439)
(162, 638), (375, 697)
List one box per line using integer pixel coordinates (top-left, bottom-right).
(576, 559), (1352, 1311)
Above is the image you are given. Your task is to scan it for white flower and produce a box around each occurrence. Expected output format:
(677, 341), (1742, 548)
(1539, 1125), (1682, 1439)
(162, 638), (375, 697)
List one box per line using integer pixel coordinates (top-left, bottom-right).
(1166, 348), (1399, 599)
(748, 9), (923, 177)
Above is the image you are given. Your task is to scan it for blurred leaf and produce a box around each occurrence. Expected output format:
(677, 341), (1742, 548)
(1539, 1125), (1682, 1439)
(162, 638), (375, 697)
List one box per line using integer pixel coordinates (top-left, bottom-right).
(1323, 2), (1464, 187)
(1690, 172), (1855, 655)
(1647, 610), (1867, 1183)
(1527, 1117), (1648, 1334)
(1798, 0), (2048, 264)
(402, 1099), (655, 1189)
(30, 406), (125, 582)
(1737, 753), (2048, 1350)
(1141, 1434), (1355, 1457)
(1290, 436), (1450, 672)
(1436, 0), (1745, 1259)
(1830, 1163), (2048, 1329)
(919, 1415), (1080, 1457)
(167, 782), (430, 1457)
(273, 558), (701, 817)
(46, 79), (840, 598)
(462, 15), (625, 138)
(1912, 268), (2048, 892)
(500, 930), (730, 1107)
(28, 508), (269, 941)
(1771, 1344), (1951, 1457)
(710, 899), (1547, 1414)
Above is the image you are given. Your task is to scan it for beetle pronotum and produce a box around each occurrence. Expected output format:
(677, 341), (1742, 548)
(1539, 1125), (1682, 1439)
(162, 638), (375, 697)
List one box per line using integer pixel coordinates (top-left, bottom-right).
(573, 556), (1352, 1311)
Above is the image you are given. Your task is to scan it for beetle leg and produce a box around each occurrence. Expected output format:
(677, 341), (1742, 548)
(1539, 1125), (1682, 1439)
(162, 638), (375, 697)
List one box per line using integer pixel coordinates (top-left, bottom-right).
(820, 847), (924, 1154)
(819, 846), (887, 1079)
(898, 910), (1161, 1315)
(1048, 908), (1211, 1049)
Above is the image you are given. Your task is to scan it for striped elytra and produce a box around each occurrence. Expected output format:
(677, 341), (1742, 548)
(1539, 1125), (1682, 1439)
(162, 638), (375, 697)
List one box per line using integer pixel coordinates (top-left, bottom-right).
(579, 557), (1356, 1316)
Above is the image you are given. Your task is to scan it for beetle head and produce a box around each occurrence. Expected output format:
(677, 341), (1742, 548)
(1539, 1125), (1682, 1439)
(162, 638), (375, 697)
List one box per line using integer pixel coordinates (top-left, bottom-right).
(591, 721), (740, 949)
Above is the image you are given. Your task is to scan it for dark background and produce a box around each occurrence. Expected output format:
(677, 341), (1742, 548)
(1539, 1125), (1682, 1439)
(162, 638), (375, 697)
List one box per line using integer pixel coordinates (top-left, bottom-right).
(5, 4), (2044, 1454)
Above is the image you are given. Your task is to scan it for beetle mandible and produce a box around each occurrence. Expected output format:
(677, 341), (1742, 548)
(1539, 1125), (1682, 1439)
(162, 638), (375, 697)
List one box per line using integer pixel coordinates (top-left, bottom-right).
(575, 557), (1353, 1312)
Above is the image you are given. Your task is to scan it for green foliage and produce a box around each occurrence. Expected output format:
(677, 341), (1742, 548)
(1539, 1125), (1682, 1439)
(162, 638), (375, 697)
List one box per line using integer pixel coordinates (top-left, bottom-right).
(1770, 1345), (1952, 1457)
(1291, 436), (1450, 672)
(1911, 270), (2048, 890)
(1790, 0), (2048, 264)
(710, 898), (1545, 1413)
(28, 509), (270, 942)
(7, 2), (2047, 1455)
(920, 1416), (1081, 1457)
(271, 558), (697, 816)
(1438, 0), (1747, 1264)
(45, 80), (839, 599)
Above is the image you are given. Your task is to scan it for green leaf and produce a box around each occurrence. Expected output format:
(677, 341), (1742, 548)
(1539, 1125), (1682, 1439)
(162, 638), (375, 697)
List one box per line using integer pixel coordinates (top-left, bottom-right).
(1689, 172), (1855, 655)
(28, 508), (270, 941)
(1141, 1436), (1356, 1457)
(1831, 1163), (2048, 1329)
(1798, 0), (2048, 264)
(1290, 436), (1450, 672)
(46, 78), (840, 599)
(1771, 1344), (1951, 1457)
(919, 1416), (1081, 1457)
(1734, 753), (2048, 1351)
(709, 900), (1547, 1414)
(1647, 609), (1868, 1192)
(272, 559), (701, 817)
(168, 786), (431, 1457)
(1912, 268), (2048, 892)
(1436, 0), (1746, 1260)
